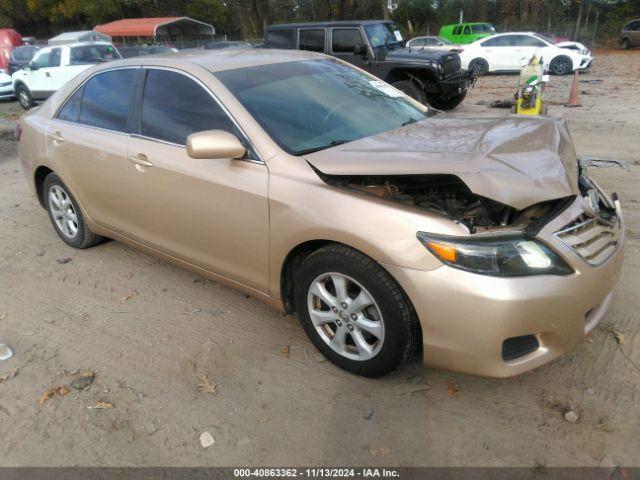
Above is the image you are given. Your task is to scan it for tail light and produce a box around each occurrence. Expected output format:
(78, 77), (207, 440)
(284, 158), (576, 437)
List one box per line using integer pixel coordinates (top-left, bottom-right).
(14, 123), (22, 141)
(456, 48), (464, 53)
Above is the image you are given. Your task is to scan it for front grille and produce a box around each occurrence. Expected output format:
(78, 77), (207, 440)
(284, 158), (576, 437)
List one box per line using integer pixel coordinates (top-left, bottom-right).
(555, 212), (621, 266)
(502, 335), (540, 361)
(442, 56), (460, 77)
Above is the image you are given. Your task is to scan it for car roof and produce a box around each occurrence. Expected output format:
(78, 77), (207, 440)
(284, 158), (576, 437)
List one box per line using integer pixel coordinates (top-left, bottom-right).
(89, 48), (327, 73)
(40, 41), (114, 51)
(442, 22), (493, 27)
(267, 20), (391, 29)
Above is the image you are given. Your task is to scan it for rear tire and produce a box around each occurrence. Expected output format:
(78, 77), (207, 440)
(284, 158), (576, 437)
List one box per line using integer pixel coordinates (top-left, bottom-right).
(392, 79), (427, 105)
(621, 38), (631, 50)
(427, 91), (467, 110)
(43, 173), (103, 249)
(293, 244), (418, 377)
(16, 84), (34, 110)
(468, 58), (489, 75)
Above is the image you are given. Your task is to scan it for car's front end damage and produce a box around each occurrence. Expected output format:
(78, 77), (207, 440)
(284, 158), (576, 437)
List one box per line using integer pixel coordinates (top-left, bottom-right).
(304, 115), (624, 377)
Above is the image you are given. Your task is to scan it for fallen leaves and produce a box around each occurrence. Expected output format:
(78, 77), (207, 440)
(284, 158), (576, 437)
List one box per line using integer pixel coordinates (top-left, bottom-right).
(38, 385), (70, 406)
(369, 447), (392, 458)
(602, 324), (626, 345)
(0, 367), (18, 385)
(196, 375), (218, 394)
(446, 380), (459, 398)
(281, 345), (290, 358)
(89, 400), (114, 410)
(122, 290), (138, 301)
(56, 257), (72, 264)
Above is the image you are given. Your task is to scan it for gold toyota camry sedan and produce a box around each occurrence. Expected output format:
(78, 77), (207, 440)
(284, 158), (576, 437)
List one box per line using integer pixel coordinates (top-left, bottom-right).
(17, 49), (624, 377)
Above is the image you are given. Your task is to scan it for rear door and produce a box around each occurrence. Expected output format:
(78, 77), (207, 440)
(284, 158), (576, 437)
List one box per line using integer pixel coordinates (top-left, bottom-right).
(298, 28), (326, 53)
(46, 67), (137, 227)
(330, 27), (369, 70)
(479, 35), (514, 70)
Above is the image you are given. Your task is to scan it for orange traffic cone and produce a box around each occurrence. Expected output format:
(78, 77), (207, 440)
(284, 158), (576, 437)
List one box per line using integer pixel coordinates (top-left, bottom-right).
(565, 69), (581, 107)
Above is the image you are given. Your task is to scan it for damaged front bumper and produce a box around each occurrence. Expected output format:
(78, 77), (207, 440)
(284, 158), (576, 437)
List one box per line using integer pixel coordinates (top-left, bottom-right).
(438, 69), (476, 99)
(385, 192), (624, 378)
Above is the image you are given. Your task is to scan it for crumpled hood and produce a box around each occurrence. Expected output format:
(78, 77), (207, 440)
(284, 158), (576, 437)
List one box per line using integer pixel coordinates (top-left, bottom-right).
(304, 115), (579, 210)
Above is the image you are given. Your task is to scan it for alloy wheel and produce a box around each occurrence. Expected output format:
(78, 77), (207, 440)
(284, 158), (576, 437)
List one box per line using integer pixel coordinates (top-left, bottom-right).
(48, 185), (78, 239)
(307, 272), (385, 361)
(552, 57), (573, 75)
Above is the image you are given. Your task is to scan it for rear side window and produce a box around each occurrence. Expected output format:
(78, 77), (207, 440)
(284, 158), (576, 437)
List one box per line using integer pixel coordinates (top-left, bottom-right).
(453, 26), (463, 35)
(57, 87), (83, 122)
(299, 29), (325, 52)
(332, 29), (363, 52)
(266, 30), (294, 49)
(482, 36), (511, 47)
(79, 69), (136, 132)
(141, 69), (236, 145)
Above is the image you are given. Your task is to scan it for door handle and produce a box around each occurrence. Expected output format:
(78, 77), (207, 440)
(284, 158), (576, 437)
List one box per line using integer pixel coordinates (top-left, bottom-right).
(50, 131), (64, 144)
(128, 153), (153, 168)
(45, 72), (51, 77)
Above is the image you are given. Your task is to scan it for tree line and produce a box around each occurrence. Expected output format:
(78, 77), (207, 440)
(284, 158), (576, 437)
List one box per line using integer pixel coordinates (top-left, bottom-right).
(1, 0), (639, 43)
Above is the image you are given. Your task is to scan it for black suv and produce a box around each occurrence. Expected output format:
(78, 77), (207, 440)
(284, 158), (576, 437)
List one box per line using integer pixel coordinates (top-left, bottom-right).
(264, 20), (473, 110)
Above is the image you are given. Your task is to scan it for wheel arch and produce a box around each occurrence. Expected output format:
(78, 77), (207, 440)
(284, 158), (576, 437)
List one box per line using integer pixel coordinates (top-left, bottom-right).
(280, 239), (423, 354)
(549, 54), (574, 74)
(384, 67), (437, 85)
(34, 165), (54, 208)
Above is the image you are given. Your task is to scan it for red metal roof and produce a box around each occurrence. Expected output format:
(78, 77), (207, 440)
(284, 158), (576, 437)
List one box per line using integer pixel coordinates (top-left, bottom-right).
(94, 17), (214, 37)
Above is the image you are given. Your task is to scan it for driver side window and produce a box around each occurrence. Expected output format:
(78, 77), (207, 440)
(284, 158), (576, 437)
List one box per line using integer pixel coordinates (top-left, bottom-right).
(33, 48), (61, 68)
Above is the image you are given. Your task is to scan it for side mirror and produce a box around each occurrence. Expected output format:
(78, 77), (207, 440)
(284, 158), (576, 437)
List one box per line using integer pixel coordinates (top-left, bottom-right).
(353, 43), (367, 56)
(28, 61), (38, 70)
(186, 130), (246, 160)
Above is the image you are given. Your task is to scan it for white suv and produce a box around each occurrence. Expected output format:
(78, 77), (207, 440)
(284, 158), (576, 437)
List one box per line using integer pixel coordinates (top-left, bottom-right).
(12, 41), (121, 109)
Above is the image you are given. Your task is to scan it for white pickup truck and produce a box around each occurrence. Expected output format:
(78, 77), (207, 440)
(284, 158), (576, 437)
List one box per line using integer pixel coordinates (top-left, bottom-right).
(12, 41), (121, 109)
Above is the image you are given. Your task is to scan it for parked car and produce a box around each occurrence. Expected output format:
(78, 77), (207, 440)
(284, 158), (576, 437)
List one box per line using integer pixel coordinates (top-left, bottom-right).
(620, 19), (640, 49)
(8, 45), (39, 75)
(439, 22), (496, 44)
(118, 45), (177, 58)
(12, 41), (121, 109)
(537, 32), (571, 43)
(0, 70), (14, 100)
(406, 35), (460, 52)
(264, 20), (472, 110)
(0, 28), (22, 74)
(17, 49), (623, 377)
(204, 41), (252, 50)
(459, 32), (592, 75)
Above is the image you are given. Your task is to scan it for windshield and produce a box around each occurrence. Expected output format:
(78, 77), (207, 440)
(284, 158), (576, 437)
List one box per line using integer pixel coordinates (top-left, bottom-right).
(12, 46), (37, 62)
(70, 44), (121, 65)
(471, 24), (496, 33)
(215, 59), (428, 155)
(364, 23), (403, 47)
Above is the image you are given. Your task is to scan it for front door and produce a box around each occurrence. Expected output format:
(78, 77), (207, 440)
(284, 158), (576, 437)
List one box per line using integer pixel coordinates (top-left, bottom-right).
(26, 47), (62, 99)
(122, 68), (269, 291)
(330, 28), (369, 70)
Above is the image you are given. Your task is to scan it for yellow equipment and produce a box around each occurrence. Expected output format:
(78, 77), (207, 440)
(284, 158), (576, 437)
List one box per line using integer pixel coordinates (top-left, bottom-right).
(513, 56), (548, 115)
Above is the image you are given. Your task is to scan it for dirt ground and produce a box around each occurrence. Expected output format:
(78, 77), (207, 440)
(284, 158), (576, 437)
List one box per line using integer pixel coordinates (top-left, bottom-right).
(0, 49), (639, 468)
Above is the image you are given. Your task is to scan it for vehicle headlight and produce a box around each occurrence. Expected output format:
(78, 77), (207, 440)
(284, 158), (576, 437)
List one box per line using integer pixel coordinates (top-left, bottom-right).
(417, 232), (573, 277)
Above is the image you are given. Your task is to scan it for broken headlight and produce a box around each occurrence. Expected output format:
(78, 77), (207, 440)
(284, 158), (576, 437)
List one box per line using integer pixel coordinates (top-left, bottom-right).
(417, 232), (573, 277)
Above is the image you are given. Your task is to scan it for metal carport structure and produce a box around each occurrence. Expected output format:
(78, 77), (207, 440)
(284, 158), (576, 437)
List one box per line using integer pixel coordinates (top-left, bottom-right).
(94, 17), (215, 48)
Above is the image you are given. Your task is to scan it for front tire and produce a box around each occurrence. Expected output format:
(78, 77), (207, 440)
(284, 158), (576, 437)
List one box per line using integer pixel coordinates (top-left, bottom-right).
(43, 173), (103, 249)
(427, 91), (467, 110)
(15, 84), (34, 110)
(621, 38), (631, 50)
(293, 244), (418, 377)
(549, 55), (573, 75)
(392, 79), (427, 104)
